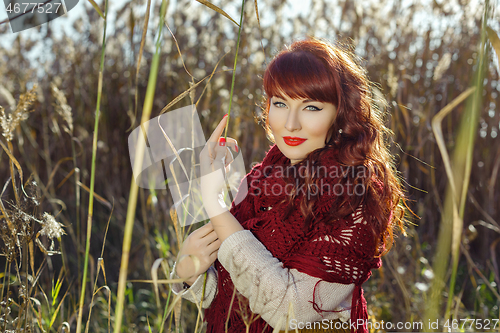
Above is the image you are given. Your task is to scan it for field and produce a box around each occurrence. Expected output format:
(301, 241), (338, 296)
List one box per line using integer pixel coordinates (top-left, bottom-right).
(0, 0), (499, 331)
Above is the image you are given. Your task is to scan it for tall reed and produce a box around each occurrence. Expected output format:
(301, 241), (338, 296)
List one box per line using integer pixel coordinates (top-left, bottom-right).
(114, 0), (168, 331)
(424, 1), (492, 329)
(76, 0), (109, 330)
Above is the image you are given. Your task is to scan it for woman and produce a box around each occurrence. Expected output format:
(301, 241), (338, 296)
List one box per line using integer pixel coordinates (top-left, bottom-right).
(171, 37), (405, 333)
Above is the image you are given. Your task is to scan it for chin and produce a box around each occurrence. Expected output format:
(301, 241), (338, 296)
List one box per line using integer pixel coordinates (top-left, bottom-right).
(276, 145), (306, 163)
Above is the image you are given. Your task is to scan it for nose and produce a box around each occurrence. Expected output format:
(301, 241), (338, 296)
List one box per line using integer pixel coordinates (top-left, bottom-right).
(284, 109), (301, 132)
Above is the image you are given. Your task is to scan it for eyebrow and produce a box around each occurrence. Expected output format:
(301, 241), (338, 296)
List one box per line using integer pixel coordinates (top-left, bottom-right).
(272, 96), (319, 104)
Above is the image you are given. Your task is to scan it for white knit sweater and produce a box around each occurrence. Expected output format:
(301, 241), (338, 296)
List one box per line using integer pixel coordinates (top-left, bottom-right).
(170, 230), (354, 330)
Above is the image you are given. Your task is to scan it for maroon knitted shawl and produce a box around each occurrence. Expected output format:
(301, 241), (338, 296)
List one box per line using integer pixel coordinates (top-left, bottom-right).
(204, 145), (381, 333)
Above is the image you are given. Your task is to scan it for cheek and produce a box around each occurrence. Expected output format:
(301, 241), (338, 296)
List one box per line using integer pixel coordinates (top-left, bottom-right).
(306, 120), (331, 139)
(267, 109), (281, 131)
(308, 112), (336, 139)
(317, 128), (331, 140)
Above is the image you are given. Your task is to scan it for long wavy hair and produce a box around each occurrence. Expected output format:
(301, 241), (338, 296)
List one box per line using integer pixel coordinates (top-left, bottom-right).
(261, 38), (406, 255)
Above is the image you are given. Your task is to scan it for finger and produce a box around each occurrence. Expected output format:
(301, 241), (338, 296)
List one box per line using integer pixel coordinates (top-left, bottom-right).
(207, 115), (228, 144)
(225, 137), (238, 154)
(213, 137), (237, 158)
(223, 138), (238, 166)
(208, 238), (221, 253)
(193, 222), (215, 238)
(209, 247), (219, 260)
(204, 137), (226, 165)
(204, 144), (230, 174)
(201, 229), (219, 244)
(213, 137), (236, 158)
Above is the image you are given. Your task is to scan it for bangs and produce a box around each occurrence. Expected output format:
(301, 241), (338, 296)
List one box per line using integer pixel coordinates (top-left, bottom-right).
(263, 50), (338, 105)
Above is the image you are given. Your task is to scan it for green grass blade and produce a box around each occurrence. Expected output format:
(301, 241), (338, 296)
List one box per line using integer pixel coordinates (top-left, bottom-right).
(76, 0), (108, 331)
(446, 6), (490, 320)
(51, 275), (64, 307)
(113, 1), (168, 332)
(87, 0), (105, 19)
(223, 0), (245, 139)
(423, 1), (490, 329)
(48, 283), (71, 329)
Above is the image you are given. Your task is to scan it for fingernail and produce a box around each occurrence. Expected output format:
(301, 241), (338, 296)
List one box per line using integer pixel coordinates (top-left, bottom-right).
(235, 144), (239, 153)
(219, 137), (226, 146)
(223, 113), (228, 119)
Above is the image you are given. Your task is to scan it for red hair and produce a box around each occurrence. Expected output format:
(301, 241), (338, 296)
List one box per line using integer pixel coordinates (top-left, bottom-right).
(261, 38), (406, 255)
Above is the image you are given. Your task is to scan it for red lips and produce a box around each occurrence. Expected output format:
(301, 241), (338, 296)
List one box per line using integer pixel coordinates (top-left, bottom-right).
(283, 136), (307, 146)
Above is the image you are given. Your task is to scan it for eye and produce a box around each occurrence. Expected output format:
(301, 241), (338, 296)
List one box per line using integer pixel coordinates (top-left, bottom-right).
(273, 101), (287, 108)
(305, 105), (323, 111)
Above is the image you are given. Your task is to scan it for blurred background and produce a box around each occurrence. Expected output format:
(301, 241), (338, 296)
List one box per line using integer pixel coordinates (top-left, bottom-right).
(0, 0), (499, 331)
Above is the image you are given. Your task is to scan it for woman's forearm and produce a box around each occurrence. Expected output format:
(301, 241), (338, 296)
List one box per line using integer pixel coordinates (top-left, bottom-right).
(204, 197), (244, 242)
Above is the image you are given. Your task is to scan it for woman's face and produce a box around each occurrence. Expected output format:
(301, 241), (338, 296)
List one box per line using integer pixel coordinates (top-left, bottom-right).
(268, 93), (337, 165)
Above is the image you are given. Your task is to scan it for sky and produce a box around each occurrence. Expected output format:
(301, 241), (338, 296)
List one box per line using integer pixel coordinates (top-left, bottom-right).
(0, 0), (319, 72)
(0, 0), (498, 63)
(0, 0), (311, 42)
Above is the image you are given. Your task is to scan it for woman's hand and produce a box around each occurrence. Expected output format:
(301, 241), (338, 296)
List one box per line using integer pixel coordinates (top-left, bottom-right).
(175, 222), (221, 286)
(199, 115), (238, 218)
(199, 115), (244, 242)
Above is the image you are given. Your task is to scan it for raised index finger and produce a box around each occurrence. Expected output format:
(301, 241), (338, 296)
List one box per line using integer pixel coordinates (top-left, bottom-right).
(207, 115), (228, 143)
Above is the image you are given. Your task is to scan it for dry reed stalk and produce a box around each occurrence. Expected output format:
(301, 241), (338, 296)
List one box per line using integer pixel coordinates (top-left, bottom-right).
(0, 86), (37, 206)
(85, 202), (113, 333)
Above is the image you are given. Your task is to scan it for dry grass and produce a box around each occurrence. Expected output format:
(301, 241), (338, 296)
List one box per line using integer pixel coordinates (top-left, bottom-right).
(0, 0), (499, 331)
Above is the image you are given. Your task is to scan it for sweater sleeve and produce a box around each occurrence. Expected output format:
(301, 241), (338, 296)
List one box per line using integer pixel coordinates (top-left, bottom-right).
(169, 262), (218, 309)
(218, 230), (354, 330)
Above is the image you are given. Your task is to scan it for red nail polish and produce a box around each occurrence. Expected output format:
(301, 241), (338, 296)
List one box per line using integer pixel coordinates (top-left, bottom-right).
(235, 144), (239, 152)
(219, 137), (226, 146)
(223, 113), (228, 118)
